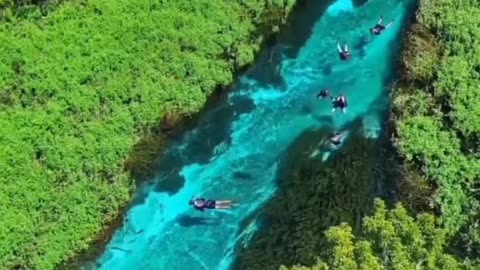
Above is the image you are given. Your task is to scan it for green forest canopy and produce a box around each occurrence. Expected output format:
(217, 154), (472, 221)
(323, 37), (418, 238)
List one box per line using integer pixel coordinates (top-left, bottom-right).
(392, 0), (480, 247)
(0, 0), (294, 269)
(280, 199), (474, 270)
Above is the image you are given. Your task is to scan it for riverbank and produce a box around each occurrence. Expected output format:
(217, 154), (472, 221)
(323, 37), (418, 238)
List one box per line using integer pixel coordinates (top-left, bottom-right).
(0, 1), (297, 269)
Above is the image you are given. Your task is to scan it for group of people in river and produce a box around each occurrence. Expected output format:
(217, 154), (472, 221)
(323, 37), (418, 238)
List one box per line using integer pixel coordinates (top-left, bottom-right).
(337, 16), (393, 60)
(317, 88), (348, 146)
(189, 17), (394, 212)
(320, 16), (393, 147)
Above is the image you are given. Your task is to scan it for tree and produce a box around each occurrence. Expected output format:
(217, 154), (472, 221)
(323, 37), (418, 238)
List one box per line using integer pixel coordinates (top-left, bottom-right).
(393, 0), (480, 254)
(281, 199), (471, 270)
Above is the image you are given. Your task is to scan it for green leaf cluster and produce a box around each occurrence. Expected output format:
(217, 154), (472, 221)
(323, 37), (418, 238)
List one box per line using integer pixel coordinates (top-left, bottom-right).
(392, 0), (480, 245)
(0, 0), (294, 269)
(281, 199), (475, 270)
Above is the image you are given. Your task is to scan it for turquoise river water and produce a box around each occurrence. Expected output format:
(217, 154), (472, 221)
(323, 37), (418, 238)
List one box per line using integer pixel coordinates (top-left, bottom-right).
(91, 0), (416, 269)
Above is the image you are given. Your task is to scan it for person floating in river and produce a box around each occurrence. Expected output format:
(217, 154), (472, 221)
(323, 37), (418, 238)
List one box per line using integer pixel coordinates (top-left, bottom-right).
(189, 197), (232, 211)
(332, 94), (348, 113)
(330, 132), (342, 146)
(337, 42), (352, 61)
(316, 88), (331, 99)
(370, 16), (393, 35)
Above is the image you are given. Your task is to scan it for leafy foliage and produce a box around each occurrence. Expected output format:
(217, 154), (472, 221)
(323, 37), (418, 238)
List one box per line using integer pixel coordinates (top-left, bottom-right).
(281, 199), (474, 270)
(0, 0), (294, 269)
(392, 0), (480, 250)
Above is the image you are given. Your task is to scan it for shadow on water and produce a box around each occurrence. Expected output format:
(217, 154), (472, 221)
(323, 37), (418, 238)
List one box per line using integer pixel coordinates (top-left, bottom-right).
(353, 0), (369, 7)
(176, 215), (222, 227)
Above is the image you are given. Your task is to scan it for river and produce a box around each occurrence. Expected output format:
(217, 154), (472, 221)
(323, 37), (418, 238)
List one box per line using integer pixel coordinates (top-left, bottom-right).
(89, 0), (416, 269)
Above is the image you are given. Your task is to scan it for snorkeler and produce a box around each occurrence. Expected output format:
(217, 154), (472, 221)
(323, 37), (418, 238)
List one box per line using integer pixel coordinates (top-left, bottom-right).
(337, 42), (352, 60)
(189, 197), (233, 211)
(370, 16), (393, 35)
(332, 94), (348, 113)
(316, 89), (331, 99)
(330, 132), (342, 146)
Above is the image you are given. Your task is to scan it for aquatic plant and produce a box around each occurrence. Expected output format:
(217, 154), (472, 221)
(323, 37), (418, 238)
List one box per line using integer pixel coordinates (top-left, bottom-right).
(234, 127), (382, 270)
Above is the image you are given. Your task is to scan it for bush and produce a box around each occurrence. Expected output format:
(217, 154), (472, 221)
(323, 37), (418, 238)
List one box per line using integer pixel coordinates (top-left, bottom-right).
(281, 199), (474, 270)
(392, 0), (480, 254)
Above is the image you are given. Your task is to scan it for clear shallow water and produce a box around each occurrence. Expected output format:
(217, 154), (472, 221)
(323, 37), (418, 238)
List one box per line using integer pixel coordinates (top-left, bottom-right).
(92, 0), (415, 269)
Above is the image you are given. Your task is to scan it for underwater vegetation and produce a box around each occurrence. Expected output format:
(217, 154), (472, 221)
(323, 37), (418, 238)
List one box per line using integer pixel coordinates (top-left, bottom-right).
(234, 124), (383, 270)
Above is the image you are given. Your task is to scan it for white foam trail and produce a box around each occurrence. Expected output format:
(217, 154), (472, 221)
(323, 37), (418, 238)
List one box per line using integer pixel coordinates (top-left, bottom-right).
(327, 0), (354, 15)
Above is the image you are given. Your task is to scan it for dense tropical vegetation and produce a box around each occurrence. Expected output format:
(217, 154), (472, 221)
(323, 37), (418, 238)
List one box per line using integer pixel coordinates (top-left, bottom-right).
(393, 0), (480, 256)
(281, 199), (471, 270)
(273, 0), (480, 269)
(0, 0), (294, 269)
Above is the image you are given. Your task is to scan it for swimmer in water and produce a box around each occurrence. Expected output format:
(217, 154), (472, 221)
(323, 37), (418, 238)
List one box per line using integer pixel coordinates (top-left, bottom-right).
(189, 197), (232, 211)
(337, 42), (352, 61)
(330, 132), (342, 146)
(316, 89), (331, 99)
(370, 16), (393, 35)
(332, 94), (348, 113)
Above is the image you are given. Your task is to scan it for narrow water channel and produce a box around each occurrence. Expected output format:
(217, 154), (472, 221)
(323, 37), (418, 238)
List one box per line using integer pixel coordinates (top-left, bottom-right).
(92, 0), (416, 269)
